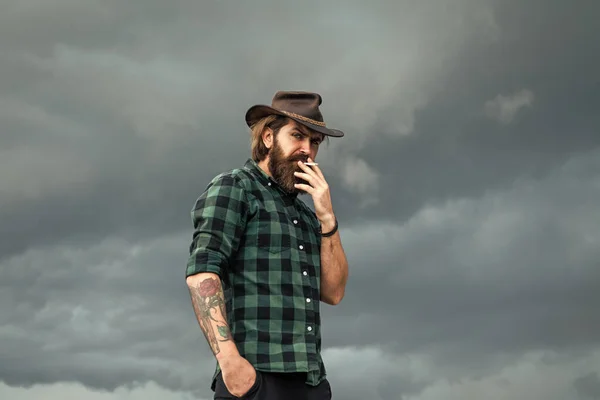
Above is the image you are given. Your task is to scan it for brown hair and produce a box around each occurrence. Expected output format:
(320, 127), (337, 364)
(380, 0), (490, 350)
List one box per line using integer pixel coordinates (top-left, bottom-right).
(249, 114), (290, 161)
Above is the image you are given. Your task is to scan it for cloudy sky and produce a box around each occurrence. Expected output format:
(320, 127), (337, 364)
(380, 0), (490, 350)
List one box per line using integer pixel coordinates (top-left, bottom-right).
(2, 1), (600, 399)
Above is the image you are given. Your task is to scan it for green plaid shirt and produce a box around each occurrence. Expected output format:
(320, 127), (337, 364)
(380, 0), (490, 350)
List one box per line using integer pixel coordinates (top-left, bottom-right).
(186, 158), (326, 388)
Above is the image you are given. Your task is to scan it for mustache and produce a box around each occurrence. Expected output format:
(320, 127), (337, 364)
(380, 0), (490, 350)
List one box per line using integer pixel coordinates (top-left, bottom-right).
(288, 154), (309, 163)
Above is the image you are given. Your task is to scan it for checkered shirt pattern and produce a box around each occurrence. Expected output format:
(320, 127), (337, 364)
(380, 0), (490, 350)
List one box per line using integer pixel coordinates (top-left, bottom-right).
(186, 158), (326, 388)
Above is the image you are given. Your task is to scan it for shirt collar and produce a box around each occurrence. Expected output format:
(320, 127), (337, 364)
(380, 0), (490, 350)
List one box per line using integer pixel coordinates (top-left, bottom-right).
(244, 158), (299, 199)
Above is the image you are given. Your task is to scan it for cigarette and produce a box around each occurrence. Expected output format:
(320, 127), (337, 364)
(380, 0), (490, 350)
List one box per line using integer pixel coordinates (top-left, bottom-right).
(303, 162), (318, 166)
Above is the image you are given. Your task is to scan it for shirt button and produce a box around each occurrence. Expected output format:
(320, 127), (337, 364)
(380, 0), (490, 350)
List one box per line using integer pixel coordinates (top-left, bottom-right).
(307, 326), (312, 332)
(303, 271), (308, 276)
(299, 245), (304, 250)
(306, 298), (311, 303)
(293, 219), (298, 224)
(268, 182), (272, 186)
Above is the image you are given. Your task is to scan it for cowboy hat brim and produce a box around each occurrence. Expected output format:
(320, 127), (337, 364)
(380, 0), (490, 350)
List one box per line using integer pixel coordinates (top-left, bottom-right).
(245, 105), (345, 138)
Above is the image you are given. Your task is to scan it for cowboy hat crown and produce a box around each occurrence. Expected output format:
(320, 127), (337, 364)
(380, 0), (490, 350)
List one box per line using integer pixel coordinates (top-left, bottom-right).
(245, 91), (344, 138)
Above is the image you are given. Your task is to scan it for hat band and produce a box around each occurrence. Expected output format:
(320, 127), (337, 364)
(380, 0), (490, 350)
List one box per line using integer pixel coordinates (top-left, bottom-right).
(280, 110), (327, 127)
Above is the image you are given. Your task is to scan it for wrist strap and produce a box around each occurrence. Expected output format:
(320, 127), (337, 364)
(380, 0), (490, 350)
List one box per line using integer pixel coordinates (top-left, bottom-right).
(321, 218), (338, 237)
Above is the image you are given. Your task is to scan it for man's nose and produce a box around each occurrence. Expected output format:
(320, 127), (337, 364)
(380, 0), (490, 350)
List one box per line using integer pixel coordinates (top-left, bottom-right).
(299, 139), (311, 154)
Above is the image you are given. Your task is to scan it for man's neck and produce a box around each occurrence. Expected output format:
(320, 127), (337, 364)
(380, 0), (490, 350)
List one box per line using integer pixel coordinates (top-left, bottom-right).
(257, 158), (272, 178)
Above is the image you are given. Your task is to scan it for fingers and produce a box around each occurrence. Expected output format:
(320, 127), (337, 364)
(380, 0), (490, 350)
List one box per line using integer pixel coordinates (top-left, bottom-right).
(293, 171), (318, 186)
(293, 182), (315, 193)
(297, 160), (324, 182)
(306, 157), (326, 180)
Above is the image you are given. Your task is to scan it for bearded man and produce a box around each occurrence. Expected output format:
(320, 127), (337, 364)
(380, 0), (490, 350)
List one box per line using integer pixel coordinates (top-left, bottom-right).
(185, 91), (349, 400)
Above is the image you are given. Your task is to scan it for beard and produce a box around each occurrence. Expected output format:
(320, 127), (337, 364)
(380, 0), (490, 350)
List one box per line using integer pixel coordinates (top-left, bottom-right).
(268, 139), (309, 195)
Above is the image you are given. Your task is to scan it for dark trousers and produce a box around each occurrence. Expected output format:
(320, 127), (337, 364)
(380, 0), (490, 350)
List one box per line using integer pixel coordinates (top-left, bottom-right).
(214, 370), (332, 400)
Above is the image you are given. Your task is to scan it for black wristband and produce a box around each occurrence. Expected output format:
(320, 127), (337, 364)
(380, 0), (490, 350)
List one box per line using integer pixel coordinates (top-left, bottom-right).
(320, 218), (338, 237)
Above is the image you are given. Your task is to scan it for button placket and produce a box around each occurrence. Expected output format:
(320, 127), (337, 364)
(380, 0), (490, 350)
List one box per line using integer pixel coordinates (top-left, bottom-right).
(291, 208), (317, 339)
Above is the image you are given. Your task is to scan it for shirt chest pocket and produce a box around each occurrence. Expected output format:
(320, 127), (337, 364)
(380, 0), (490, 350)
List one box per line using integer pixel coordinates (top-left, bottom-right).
(256, 208), (295, 255)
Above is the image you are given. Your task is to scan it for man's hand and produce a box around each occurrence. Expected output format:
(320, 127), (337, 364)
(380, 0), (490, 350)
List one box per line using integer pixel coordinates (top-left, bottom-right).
(294, 157), (336, 232)
(218, 354), (257, 397)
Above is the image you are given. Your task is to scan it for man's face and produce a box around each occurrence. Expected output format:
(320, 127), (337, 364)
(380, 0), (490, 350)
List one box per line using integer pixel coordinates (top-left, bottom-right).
(267, 120), (324, 194)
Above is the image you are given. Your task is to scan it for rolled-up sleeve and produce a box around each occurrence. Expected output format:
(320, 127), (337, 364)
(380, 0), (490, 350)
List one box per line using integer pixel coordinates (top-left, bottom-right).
(186, 174), (247, 279)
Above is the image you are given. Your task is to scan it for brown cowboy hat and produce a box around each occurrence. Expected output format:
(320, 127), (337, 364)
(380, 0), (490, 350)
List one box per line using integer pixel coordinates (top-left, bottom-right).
(245, 91), (344, 138)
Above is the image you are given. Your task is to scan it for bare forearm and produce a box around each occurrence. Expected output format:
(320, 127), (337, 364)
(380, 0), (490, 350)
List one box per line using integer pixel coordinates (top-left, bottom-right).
(186, 273), (240, 361)
(319, 223), (349, 305)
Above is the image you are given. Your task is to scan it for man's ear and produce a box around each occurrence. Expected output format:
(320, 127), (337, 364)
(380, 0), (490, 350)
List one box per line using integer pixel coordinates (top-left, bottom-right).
(262, 128), (273, 149)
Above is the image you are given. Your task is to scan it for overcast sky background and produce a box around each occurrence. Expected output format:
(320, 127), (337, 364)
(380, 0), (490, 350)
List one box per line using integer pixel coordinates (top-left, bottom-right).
(2, 1), (600, 399)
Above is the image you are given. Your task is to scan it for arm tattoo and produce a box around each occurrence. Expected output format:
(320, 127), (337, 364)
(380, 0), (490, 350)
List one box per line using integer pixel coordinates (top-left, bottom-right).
(188, 277), (233, 355)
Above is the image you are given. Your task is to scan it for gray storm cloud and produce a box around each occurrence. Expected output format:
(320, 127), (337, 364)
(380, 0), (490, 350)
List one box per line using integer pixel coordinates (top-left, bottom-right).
(1, 0), (599, 399)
